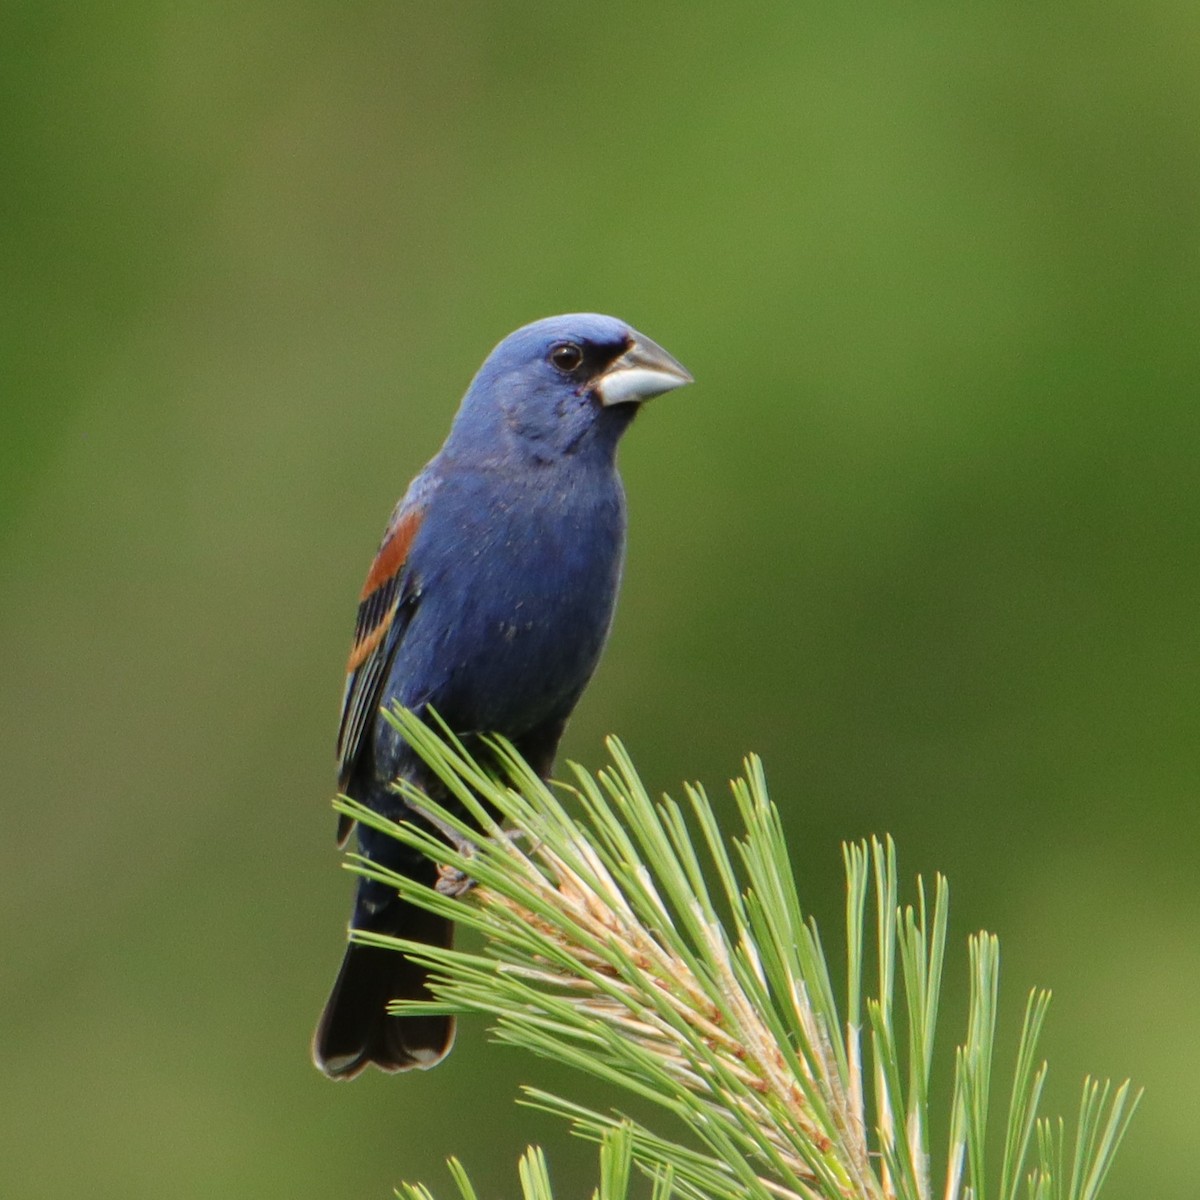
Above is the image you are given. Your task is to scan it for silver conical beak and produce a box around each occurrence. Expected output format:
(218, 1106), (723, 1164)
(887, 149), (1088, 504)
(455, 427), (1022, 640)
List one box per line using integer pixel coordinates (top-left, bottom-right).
(594, 333), (693, 407)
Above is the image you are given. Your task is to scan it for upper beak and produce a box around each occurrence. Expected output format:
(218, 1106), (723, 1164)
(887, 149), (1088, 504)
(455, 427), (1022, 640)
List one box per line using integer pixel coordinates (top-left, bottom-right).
(594, 333), (693, 407)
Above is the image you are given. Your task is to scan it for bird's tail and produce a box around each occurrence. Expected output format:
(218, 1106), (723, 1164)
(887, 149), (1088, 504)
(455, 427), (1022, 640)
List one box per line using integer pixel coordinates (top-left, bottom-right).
(313, 894), (455, 1079)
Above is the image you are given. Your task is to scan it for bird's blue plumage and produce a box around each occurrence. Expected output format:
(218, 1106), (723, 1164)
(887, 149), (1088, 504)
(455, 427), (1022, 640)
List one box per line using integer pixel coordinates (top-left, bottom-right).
(372, 464), (625, 774)
(315, 314), (691, 1078)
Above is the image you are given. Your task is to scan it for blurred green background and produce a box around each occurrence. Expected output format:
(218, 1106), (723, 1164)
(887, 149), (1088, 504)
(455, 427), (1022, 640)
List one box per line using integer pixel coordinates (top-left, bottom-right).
(3, 2), (1198, 1196)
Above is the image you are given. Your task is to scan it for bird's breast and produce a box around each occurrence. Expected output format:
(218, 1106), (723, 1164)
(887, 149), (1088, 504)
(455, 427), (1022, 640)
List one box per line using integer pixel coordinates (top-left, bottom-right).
(391, 466), (627, 733)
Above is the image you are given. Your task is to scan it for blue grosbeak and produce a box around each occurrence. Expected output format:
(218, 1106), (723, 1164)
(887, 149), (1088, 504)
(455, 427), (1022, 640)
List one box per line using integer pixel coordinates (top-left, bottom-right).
(314, 314), (692, 1078)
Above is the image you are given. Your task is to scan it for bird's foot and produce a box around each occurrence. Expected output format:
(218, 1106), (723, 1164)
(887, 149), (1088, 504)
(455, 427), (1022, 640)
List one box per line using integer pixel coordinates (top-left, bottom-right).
(409, 794), (534, 895)
(405, 800), (482, 894)
(435, 861), (476, 897)
(407, 797), (477, 855)
(430, 829), (533, 897)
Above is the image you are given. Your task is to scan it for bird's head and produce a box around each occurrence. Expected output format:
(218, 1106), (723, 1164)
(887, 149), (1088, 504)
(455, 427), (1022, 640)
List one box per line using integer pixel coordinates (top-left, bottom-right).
(444, 314), (692, 466)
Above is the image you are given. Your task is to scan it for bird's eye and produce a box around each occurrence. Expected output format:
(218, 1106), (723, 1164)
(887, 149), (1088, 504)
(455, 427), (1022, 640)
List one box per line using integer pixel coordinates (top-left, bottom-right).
(549, 342), (584, 373)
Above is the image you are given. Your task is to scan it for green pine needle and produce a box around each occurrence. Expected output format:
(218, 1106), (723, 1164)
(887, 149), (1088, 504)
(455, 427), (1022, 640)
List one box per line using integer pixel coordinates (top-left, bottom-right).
(361, 708), (1139, 1200)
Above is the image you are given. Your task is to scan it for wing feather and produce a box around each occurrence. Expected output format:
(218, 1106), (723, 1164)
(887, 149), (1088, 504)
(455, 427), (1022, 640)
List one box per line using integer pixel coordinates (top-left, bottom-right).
(334, 495), (428, 841)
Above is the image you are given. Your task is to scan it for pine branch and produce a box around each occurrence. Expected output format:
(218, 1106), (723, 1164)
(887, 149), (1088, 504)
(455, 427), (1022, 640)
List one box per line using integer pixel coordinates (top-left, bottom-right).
(335, 708), (1140, 1200)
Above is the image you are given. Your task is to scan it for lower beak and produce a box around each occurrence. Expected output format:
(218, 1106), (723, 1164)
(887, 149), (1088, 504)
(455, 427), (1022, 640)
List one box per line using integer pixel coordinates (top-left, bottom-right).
(594, 334), (693, 407)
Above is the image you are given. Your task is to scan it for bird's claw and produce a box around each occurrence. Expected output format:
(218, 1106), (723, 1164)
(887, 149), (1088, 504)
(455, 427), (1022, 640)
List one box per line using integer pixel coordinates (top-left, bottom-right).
(435, 861), (476, 897)
(430, 828), (532, 897)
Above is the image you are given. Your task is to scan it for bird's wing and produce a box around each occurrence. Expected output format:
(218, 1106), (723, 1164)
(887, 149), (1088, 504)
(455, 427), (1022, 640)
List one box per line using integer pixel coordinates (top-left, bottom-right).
(334, 483), (432, 843)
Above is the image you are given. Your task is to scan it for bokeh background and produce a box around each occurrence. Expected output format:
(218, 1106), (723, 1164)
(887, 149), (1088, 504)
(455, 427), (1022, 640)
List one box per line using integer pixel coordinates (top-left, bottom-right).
(4, 3), (1198, 1196)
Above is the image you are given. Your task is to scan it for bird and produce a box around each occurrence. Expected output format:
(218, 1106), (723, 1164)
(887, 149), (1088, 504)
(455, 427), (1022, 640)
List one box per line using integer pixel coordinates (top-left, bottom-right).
(313, 313), (692, 1079)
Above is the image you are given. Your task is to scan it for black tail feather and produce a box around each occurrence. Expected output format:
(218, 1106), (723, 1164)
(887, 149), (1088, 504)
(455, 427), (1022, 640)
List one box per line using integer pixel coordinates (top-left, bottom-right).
(313, 900), (455, 1078)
